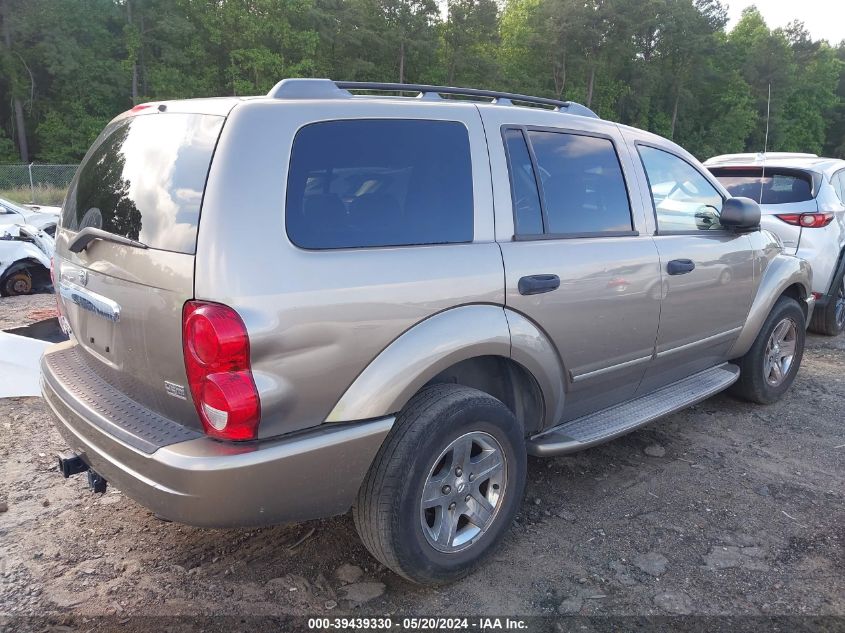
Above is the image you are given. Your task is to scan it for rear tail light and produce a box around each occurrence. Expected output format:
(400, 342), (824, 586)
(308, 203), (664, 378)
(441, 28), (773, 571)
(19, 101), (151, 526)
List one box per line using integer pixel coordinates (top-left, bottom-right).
(182, 301), (261, 440)
(775, 212), (834, 228)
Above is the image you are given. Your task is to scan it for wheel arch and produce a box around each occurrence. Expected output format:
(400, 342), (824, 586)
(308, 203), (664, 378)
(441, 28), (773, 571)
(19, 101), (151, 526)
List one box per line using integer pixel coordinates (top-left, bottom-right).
(728, 254), (812, 359)
(325, 304), (565, 433)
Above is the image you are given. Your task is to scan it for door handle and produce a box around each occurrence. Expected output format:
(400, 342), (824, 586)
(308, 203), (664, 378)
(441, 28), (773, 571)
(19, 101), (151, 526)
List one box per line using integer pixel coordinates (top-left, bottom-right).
(667, 259), (696, 275)
(518, 274), (561, 295)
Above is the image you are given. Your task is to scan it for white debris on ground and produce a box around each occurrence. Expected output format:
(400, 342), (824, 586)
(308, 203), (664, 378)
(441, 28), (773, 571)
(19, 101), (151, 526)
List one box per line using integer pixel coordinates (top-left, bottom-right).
(0, 331), (50, 397)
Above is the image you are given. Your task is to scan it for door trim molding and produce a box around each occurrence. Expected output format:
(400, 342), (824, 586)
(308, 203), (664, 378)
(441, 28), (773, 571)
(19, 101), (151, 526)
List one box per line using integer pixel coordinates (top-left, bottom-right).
(569, 354), (653, 383)
(655, 326), (742, 360)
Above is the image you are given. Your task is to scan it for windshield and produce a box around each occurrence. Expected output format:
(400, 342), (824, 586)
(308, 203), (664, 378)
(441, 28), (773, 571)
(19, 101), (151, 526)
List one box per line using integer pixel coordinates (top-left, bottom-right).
(62, 112), (224, 254)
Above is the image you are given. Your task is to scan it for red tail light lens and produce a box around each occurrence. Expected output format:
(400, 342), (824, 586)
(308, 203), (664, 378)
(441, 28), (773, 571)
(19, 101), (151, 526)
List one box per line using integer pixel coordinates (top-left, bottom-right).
(775, 212), (834, 228)
(182, 301), (260, 440)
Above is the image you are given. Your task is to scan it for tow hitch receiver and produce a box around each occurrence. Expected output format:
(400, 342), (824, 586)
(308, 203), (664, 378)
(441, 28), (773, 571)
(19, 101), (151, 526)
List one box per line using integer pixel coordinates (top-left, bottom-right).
(57, 451), (88, 478)
(87, 471), (108, 494)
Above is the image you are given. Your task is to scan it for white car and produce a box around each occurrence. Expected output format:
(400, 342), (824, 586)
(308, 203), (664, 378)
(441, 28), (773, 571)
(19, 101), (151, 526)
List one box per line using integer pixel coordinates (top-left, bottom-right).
(0, 197), (61, 236)
(0, 224), (55, 296)
(706, 152), (845, 336)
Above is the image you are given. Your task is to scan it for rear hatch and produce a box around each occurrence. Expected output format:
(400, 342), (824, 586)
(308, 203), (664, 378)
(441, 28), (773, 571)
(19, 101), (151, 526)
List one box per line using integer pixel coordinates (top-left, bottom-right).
(709, 166), (819, 252)
(54, 106), (228, 430)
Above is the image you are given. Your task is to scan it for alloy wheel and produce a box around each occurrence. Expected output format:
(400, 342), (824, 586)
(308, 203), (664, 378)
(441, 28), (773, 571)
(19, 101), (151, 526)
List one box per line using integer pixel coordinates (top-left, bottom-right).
(763, 317), (798, 386)
(419, 431), (507, 553)
(835, 278), (845, 331)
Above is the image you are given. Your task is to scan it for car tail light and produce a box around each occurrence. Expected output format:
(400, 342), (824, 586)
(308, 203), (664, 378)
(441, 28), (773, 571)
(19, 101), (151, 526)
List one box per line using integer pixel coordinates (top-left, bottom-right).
(182, 301), (260, 440)
(775, 212), (834, 228)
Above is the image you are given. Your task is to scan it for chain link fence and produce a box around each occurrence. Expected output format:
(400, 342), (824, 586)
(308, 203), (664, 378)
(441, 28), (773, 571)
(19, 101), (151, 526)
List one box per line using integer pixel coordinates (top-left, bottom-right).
(0, 164), (78, 206)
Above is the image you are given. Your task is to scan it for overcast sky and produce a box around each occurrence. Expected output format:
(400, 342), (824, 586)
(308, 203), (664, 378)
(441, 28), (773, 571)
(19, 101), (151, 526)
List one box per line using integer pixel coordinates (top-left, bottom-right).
(725, 0), (843, 43)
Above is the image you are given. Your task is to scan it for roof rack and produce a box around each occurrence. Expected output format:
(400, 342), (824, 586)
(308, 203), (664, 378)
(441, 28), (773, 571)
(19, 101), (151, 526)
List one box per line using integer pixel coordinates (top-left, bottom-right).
(266, 78), (599, 119)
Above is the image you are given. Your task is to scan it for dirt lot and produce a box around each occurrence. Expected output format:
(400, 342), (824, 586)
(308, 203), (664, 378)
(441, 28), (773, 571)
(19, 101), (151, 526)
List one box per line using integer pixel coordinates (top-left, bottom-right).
(1, 292), (843, 628)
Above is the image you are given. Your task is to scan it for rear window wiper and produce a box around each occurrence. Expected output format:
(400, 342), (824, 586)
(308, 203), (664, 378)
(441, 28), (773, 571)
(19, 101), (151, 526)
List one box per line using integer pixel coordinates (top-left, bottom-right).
(67, 227), (148, 253)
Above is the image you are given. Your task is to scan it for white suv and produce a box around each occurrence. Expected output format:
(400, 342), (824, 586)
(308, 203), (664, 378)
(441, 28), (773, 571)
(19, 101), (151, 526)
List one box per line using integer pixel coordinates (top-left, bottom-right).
(706, 153), (845, 335)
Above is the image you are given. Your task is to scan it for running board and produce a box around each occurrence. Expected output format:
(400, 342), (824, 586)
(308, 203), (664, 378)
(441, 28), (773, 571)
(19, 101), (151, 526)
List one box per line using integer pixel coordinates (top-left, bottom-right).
(527, 363), (740, 456)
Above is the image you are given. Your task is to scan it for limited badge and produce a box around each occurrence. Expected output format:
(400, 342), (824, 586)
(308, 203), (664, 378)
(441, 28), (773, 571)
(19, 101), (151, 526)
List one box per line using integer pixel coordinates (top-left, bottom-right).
(164, 381), (187, 400)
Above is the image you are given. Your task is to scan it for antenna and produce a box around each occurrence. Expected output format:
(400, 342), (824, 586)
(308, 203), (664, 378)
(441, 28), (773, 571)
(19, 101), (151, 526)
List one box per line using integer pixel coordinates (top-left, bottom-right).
(759, 83), (771, 204)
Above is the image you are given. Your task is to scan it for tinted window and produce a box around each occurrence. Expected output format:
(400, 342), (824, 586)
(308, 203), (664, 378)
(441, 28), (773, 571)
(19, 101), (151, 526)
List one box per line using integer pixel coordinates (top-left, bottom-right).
(63, 113), (224, 254)
(710, 167), (814, 204)
(638, 146), (723, 232)
(286, 119), (473, 249)
(527, 131), (632, 235)
(503, 128), (543, 235)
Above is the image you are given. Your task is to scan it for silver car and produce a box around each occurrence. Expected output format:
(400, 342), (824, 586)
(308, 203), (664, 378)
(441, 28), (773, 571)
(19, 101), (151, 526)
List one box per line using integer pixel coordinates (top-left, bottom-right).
(43, 79), (813, 585)
(706, 152), (845, 335)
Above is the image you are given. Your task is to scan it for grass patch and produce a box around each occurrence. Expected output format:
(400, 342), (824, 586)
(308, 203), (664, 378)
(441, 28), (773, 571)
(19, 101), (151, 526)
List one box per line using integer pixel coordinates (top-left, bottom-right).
(0, 185), (68, 207)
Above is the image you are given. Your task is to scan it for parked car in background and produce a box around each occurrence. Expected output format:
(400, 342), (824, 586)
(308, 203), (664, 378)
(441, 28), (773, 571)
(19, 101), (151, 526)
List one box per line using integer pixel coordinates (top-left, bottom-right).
(0, 224), (55, 296)
(706, 153), (845, 335)
(44, 80), (813, 585)
(0, 197), (60, 236)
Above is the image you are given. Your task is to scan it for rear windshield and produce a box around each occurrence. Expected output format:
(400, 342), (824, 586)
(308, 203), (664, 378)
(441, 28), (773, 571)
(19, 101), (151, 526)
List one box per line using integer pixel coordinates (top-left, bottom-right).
(62, 112), (224, 254)
(710, 168), (814, 204)
(286, 119), (473, 249)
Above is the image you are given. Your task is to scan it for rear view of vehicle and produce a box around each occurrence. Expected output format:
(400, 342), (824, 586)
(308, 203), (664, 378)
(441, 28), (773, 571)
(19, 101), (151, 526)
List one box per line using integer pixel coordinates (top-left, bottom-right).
(706, 153), (845, 335)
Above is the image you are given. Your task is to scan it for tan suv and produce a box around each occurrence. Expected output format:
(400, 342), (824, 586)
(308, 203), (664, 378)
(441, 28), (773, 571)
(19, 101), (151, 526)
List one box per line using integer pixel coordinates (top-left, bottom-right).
(43, 79), (813, 584)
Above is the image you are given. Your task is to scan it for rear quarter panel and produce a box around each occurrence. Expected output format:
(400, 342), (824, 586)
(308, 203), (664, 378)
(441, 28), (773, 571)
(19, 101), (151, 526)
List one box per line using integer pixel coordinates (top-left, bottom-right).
(195, 99), (503, 438)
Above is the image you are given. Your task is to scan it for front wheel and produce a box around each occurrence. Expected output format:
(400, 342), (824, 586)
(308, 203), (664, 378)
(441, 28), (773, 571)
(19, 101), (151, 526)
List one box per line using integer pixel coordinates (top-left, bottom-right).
(730, 297), (806, 404)
(1, 270), (33, 296)
(353, 384), (526, 585)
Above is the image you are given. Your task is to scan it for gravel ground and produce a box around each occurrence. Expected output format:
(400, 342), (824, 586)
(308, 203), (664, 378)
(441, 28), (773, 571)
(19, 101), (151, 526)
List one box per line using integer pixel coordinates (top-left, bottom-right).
(1, 293), (843, 628)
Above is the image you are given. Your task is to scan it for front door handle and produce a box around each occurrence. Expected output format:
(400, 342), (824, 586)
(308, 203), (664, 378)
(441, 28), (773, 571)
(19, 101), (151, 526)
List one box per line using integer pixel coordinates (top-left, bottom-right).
(667, 259), (696, 275)
(518, 274), (561, 295)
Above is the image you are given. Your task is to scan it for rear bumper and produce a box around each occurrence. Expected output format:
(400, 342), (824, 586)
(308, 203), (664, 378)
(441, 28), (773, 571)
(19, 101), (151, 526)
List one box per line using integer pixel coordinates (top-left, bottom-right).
(41, 343), (393, 527)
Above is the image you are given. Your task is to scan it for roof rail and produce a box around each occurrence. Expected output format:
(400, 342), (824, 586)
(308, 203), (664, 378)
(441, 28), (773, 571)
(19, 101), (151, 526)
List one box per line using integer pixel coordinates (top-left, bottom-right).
(266, 78), (599, 119)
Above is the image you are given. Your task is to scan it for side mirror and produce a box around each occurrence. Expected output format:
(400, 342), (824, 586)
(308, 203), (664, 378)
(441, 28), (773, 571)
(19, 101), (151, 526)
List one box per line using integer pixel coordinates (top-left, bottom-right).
(694, 205), (720, 230)
(720, 197), (760, 232)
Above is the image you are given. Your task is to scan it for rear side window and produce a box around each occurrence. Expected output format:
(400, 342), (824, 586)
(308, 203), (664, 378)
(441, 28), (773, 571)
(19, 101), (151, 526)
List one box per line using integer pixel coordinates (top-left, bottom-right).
(63, 113), (224, 254)
(502, 128), (633, 237)
(710, 167), (814, 204)
(286, 119), (473, 249)
(502, 129), (544, 235)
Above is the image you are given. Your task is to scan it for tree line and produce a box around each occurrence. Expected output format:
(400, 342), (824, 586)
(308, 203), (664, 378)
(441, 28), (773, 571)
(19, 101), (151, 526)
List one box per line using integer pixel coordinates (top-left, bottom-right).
(0, 0), (843, 164)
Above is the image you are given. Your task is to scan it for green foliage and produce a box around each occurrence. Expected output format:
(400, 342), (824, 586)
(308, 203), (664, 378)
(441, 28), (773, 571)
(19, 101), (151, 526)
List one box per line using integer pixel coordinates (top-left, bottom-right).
(0, 0), (842, 163)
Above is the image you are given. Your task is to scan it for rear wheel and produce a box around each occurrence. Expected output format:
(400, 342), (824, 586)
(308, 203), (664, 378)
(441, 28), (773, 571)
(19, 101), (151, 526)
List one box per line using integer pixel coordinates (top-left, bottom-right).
(810, 270), (845, 336)
(353, 384), (526, 585)
(1, 269), (33, 296)
(730, 297), (805, 404)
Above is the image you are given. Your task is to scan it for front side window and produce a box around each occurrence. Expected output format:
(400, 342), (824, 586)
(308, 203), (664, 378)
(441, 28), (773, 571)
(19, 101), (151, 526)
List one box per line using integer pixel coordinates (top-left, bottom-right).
(638, 146), (724, 232)
(286, 119), (474, 249)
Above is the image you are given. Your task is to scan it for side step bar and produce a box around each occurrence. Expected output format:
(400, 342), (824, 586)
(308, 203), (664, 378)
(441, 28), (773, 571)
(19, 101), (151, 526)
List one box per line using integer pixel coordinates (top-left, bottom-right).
(527, 363), (740, 456)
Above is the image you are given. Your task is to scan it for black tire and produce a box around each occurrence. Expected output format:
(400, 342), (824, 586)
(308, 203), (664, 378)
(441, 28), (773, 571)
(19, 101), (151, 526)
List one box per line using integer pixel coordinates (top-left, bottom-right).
(1, 269), (33, 297)
(809, 269), (845, 336)
(353, 384), (526, 585)
(730, 297), (806, 404)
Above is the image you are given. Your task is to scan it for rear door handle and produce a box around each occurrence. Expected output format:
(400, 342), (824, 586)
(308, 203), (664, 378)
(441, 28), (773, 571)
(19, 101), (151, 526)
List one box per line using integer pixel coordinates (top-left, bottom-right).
(667, 259), (696, 275)
(518, 274), (561, 295)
